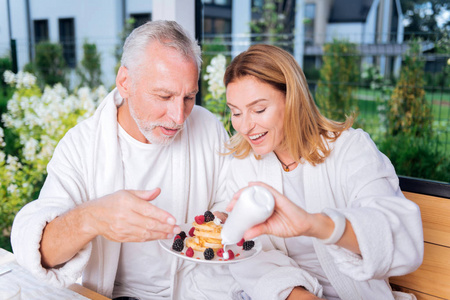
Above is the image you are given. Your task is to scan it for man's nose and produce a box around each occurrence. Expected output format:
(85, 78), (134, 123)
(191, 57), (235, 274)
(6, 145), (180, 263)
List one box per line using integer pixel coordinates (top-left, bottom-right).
(168, 98), (186, 125)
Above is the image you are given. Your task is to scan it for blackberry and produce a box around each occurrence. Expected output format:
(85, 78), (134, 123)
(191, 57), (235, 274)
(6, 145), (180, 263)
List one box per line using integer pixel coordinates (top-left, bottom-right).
(242, 240), (255, 251)
(172, 238), (184, 252)
(204, 210), (215, 222)
(178, 231), (187, 241)
(204, 248), (215, 260)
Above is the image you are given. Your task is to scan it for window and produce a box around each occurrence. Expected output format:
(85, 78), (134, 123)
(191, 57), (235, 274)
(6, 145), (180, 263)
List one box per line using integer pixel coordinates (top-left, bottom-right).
(34, 20), (49, 45)
(204, 17), (231, 34)
(203, 0), (231, 6)
(252, 0), (264, 9)
(59, 18), (76, 68)
(130, 13), (151, 29)
(304, 3), (316, 45)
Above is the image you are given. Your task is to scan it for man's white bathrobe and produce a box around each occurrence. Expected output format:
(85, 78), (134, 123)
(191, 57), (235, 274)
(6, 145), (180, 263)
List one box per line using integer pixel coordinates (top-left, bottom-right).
(228, 129), (424, 300)
(11, 89), (240, 299)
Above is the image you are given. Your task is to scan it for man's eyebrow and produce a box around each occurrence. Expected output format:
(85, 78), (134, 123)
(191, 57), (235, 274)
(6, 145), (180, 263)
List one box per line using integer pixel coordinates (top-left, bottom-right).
(152, 88), (198, 95)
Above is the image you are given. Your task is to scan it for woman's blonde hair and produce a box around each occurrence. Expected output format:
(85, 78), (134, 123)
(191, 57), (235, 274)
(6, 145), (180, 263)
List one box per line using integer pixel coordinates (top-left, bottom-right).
(224, 44), (354, 165)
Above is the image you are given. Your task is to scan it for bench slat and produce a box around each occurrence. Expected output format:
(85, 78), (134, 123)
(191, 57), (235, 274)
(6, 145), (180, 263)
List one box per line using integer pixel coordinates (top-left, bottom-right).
(391, 285), (445, 300)
(390, 242), (450, 299)
(403, 192), (450, 247)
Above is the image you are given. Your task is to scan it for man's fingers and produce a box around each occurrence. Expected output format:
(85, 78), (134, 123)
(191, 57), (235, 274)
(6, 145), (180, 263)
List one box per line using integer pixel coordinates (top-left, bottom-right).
(107, 224), (176, 242)
(127, 212), (180, 236)
(129, 188), (161, 201)
(130, 191), (177, 226)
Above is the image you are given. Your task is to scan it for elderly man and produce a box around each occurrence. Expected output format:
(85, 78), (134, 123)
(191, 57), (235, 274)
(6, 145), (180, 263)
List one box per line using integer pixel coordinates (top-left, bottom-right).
(11, 20), (238, 299)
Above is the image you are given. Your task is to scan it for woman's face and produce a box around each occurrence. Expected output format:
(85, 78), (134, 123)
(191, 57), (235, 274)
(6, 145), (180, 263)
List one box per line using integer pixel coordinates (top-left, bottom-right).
(226, 76), (286, 156)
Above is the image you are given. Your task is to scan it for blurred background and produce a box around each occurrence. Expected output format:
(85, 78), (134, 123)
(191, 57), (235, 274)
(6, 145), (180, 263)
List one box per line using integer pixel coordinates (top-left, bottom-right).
(0, 0), (448, 250)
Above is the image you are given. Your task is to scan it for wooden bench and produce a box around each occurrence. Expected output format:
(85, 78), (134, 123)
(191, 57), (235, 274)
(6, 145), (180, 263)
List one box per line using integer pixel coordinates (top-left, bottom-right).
(389, 176), (450, 300)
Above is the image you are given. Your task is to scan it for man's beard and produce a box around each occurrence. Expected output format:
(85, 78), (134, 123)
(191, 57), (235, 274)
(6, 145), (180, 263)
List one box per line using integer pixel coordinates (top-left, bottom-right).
(129, 101), (184, 145)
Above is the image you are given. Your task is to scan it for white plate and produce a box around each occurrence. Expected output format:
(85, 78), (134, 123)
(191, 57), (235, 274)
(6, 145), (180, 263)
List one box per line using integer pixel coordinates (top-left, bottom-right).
(159, 223), (262, 264)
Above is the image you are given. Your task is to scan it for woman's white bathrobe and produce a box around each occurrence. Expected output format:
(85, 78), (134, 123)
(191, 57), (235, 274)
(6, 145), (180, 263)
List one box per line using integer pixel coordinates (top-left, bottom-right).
(11, 89), (240, 299)
(228, 129), (424, 300)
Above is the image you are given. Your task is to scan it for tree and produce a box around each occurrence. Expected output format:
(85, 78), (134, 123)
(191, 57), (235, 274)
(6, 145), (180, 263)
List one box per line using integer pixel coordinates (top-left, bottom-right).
(315, 40), (360, 122)
(388, 40), (432, 137)
(401, 0), (449, 40)
(249, 0), (295, 51)
(77, 42), (102, 88)
(34, 42), (67, 87)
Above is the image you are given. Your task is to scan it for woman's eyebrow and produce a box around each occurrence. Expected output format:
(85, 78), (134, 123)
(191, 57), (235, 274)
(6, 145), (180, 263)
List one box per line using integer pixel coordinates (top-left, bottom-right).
(227, 99), (268, 109)
(246, 99), (268, 107)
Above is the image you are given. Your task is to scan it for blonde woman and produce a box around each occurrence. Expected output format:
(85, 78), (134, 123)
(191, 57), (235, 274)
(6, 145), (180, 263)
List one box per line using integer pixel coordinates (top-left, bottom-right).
(225, 44), (423, 300)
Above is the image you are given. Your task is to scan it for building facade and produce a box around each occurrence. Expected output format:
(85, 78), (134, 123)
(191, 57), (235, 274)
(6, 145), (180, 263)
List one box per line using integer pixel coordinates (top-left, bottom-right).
(0, 0), (404, 87)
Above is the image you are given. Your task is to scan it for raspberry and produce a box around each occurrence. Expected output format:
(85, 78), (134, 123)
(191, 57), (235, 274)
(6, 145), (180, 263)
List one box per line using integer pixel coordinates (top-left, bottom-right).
(174, 235), (181, 241)
(178, 231), (187, 241)
(217, 248), (224, 258)
(189, 227), (195, 237)
(204, 211), (215, 222)
(186, 247), (194, 257)
(204, 248), (214, 260)
(226, 250), (235, 260)
(195, 215), (205, 224)
(237, 238), (245, 246)
(172, 238), (184, 252)
(243, 240), (255, 251)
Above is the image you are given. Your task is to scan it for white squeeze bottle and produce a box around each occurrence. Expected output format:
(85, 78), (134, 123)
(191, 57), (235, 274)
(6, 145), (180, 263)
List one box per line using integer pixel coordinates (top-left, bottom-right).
(221, 185), (275, 245)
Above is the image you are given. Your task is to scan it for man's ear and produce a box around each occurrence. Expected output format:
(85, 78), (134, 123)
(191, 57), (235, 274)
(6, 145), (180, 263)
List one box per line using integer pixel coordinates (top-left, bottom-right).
(116, 66), (130, 99)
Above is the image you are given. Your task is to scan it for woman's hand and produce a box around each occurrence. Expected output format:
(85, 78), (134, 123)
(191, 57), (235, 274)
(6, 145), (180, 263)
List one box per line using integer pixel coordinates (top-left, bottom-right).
(227, 182), (361, 253)
(227, 182), (315, 240)
(287, 286), (325, 300)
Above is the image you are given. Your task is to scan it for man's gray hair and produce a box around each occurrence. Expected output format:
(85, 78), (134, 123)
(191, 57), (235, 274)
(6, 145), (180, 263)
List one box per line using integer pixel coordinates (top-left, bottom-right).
(121, 20), (202, 74)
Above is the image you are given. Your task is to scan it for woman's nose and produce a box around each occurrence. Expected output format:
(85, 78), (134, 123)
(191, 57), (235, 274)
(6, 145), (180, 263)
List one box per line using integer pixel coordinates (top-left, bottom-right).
(242, 113), (255, 134)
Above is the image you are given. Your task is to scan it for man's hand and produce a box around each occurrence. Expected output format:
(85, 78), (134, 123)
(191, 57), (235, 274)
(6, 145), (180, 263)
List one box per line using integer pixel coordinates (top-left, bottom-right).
(41, 188), (180, 268)
(85, 189), (180, 242)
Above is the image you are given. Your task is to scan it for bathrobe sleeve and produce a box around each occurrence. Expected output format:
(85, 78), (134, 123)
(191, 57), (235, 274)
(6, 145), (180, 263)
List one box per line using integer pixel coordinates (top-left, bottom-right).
(323, 129), (423, 280)
(227, 157), (323, 299)
(10, 121), (94, 287)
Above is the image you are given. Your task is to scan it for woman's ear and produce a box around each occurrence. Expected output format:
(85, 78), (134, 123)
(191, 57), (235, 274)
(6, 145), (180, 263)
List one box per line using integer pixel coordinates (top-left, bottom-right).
(116, 66), (130, 99)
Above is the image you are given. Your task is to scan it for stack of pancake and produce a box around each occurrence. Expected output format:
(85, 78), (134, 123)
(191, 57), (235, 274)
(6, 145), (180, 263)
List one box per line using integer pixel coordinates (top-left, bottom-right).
(185, 220), (223, 252)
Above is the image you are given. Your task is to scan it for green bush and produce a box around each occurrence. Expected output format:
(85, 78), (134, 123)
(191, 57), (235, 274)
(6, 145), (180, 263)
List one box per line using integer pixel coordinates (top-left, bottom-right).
(316, 39), (360, 122)
(77, 41), (102, 88)
(34, 42), (67, 87)
(378, 134), (450, 182)
(0, 56), (13, 114)
(0, 71), (107, 241)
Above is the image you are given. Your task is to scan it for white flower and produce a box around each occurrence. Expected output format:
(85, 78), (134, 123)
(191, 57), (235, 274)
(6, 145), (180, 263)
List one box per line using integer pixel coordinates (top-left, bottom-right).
(3, 70), (15, 85)
(13, 71), (37, 89)
(0, 151), (5, 163)
(23, 138), (39, 161)
(21, 72), (37, 88)
(204, 54), (226, 100)
(5, 155), (22, 174)
(7, 184), (18, 194)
